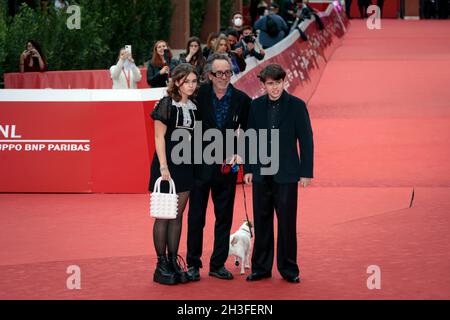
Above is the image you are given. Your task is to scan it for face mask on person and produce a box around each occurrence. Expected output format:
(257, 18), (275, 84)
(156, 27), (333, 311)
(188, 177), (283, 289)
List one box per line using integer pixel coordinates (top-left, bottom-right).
(234, 18), (243, 27)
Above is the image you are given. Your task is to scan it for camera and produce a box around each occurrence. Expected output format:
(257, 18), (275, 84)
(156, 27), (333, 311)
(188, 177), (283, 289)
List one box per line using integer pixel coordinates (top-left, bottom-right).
(243, 35), (256, 44)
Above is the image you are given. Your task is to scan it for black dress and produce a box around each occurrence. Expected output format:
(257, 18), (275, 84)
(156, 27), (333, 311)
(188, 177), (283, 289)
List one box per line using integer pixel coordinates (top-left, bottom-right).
(149, 96), (197, 193)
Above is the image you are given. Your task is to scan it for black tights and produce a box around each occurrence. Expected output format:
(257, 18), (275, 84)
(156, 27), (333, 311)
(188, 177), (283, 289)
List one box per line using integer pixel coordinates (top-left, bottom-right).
(153, 191), (190, 256)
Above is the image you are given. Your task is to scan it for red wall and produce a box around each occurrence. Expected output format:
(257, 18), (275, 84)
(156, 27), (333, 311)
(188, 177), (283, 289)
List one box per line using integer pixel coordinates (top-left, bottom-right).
(0, 99), (157, 193)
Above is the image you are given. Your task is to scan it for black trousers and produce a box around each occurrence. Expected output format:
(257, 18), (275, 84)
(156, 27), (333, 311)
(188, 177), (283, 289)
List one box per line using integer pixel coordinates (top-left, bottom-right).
(345, 0), (353, 18)
(251, 177), (299, 278)
(377, 0), (384, 18)
(187, 171), (237, 270)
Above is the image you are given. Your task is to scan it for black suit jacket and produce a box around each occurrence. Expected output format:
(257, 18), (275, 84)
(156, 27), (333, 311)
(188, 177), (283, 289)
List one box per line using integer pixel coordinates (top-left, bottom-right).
(193, 82), (251, 183)
(244, 91), (314, 183)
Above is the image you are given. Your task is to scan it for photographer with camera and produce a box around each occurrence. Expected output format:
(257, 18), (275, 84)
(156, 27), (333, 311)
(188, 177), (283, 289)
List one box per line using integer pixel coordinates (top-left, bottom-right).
(19, 40), (47, 73)
(222, 30), (246, 74)
(110, 46), (142, 89)
(239, 26), (265, 61)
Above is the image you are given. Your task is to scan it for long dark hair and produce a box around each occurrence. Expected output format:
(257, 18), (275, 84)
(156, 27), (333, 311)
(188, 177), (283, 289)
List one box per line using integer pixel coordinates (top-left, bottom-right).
(185, 37), (205, 69)
(166, 63), (199, 102)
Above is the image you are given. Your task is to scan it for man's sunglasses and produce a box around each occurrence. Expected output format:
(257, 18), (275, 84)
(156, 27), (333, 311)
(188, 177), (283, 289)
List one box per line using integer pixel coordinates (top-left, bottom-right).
(210, 70), (234, 78)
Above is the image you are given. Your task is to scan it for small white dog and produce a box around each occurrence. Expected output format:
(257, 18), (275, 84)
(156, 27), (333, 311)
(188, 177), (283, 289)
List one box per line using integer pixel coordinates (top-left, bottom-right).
(228, 220), (253, 274)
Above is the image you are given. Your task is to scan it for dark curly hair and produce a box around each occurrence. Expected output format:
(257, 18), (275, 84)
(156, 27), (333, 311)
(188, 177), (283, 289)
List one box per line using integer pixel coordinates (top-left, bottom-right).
(166, 63), (199, 102)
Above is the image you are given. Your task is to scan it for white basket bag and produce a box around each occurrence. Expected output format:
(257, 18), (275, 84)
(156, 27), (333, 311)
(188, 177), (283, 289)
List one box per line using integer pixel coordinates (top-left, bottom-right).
(150, 177), (179, 219)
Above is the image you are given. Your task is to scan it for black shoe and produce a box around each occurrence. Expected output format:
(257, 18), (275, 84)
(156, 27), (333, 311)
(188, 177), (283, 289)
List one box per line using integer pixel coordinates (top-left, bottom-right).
(209, 266), (234, 280)
(153, 255), (178, 285)
(186, 266), (200, 281)
(283, 275), (301, 283)
(168, 253), (190, 284)
(246, 272), (271, 282)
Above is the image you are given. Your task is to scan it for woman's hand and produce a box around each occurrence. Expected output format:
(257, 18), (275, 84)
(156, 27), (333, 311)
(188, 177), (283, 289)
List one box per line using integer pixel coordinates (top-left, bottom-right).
(160, 66), (170, 75)
(30, 49), (40, 58)
(187, 46), (197, 60)
(185, 52), (194, 63)
(21, 50), (29, 60)
(120, 51), (131, 61)
(160, 166), (171, 181)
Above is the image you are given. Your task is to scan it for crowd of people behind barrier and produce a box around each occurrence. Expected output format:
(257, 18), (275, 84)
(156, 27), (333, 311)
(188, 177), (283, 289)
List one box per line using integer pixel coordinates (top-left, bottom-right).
(143, 0), (325, 88)
(18, 0), (327, 89)
(13, 0), (450, 81)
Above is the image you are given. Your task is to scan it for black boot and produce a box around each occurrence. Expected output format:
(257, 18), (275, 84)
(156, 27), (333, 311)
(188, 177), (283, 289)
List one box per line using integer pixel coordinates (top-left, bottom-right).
(168, 253), (190, 284)
(153, 255), (178, 285)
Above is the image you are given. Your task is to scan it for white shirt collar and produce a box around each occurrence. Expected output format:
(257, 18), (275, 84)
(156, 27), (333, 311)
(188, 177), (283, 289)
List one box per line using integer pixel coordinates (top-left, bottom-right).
(172, 99), (197, 110)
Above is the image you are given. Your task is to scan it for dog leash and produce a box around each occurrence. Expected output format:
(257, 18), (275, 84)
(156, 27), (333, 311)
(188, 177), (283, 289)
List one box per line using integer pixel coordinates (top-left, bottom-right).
(221, 125), (253, 238)
(240, 173), (253, 239)
(221, 159), (253, 238)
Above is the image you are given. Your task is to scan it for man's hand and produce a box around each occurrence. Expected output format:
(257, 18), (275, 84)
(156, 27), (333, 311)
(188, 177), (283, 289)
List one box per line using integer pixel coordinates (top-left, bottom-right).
(300, 177), (311, 188)
(229, 154), (243, 166)
(244, 173), (253, 185)
(247, 42), (255, 51)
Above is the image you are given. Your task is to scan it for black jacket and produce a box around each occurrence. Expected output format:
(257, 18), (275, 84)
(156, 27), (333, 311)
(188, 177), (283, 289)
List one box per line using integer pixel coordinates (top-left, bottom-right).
(146, 59), (180, 88)
(244, 91), (314, 183)
(146, 63), (167, 88)
(193, 82), (251, 183)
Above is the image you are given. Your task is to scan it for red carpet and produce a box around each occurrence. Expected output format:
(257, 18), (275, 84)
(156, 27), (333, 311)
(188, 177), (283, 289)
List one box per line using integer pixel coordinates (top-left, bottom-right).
(1, 20), (450, 299)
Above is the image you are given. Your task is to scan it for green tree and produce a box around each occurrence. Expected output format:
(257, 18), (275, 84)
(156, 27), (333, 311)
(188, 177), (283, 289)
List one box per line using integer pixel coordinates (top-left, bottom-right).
(0, 2), (7, 86)
(220, 0), (233, 30)
(0, 0), (173, 83)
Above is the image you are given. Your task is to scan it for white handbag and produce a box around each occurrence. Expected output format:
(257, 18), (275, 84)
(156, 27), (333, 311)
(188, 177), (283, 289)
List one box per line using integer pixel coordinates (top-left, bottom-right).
(150, 177), (179, 219)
